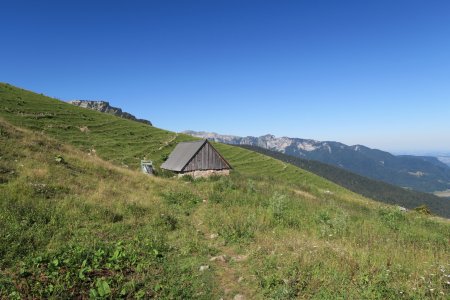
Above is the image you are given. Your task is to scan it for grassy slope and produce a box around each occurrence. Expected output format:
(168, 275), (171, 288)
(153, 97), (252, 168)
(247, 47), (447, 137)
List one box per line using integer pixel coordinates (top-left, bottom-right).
(0, 83), (195, 169)
(237, 144), (450, 218)
(0, 83), (364, 202)
(1, 83), (449, 299)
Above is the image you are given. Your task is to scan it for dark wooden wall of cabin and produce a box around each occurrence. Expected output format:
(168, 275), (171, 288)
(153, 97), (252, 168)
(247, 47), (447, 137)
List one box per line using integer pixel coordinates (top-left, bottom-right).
(183, 142), (230, 171)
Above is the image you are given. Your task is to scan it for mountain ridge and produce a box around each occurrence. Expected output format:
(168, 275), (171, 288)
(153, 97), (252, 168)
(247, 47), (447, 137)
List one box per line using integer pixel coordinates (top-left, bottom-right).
(236, 144), (450, 217)
(185, 130), (450, 193)
(68, 100), (152, 126)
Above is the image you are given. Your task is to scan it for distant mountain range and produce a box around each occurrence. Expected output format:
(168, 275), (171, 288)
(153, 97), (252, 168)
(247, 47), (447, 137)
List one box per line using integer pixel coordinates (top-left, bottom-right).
(396, 152), (450, 167)
(237, 144), (450, 218)
(184, 131), (450, 193)
(68, 100), (152, 126)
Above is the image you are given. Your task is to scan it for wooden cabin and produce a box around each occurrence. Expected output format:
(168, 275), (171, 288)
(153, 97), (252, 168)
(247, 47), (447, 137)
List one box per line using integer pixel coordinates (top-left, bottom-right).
(161, 140), (232, 178)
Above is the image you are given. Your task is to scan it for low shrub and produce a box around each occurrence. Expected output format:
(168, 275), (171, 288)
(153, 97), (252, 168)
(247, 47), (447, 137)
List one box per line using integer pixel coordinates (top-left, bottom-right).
(378, 207), (407, 231)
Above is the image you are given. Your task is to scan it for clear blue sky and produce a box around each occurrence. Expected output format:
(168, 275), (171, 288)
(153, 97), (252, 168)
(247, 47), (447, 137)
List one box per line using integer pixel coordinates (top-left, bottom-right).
(2, 0), (450, 152)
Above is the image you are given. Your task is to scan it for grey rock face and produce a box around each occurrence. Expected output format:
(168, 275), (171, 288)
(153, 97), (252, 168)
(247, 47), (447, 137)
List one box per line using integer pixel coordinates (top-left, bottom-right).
(68, 100), (152, 126)
(183, 130), (318, 153)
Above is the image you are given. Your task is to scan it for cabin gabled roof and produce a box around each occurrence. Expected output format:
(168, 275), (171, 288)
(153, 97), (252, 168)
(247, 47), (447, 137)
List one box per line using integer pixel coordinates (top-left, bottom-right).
(161, 140), (207, 171)
(161, 139), (231, 172)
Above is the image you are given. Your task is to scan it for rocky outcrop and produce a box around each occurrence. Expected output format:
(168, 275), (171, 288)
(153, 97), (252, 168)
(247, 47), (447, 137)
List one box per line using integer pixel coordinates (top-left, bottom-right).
(68, 100), (152, 126)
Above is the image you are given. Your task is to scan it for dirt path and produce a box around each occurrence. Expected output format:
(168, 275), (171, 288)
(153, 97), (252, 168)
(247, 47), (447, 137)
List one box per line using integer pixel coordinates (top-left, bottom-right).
(158, 133), (178, 150)
(192, 204), (255, 300)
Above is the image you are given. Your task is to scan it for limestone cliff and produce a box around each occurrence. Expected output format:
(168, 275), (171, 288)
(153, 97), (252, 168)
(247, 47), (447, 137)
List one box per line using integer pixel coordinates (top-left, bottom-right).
(68, 100), (152, 126)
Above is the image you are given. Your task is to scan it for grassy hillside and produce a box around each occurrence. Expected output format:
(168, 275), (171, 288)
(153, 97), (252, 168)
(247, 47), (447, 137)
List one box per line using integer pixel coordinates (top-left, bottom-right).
(0, 83), (369, 199)
(238, 145), (450, 218)
(1, 83), (450, 299)
(0, 83), (194, 170)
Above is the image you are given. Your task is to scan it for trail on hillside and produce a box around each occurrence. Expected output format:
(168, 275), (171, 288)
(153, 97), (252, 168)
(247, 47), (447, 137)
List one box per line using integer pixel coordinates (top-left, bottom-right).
(191, 204), (255, 300)
(158, 133), (178, 150)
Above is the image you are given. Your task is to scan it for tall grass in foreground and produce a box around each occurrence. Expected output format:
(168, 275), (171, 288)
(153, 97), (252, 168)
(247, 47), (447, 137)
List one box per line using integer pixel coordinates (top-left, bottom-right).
(0, 84), (449, 298)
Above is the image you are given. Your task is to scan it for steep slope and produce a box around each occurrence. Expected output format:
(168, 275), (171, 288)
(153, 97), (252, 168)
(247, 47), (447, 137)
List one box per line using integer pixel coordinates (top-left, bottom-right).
(0, 83), (364, 193)
(1, 83), (450, 298)
(1, 83), (192, 170)
(238, 145), (450, 218)
(0, 119), (220, 298)
(185, 131), (450, 193)
(0, 83), (363, 212)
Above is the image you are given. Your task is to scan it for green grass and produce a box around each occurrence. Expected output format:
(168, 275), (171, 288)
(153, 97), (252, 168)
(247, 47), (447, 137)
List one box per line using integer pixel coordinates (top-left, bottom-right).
(0, 83), (195, 169)
(237, 144), (450, 218)
(1, 83), (449, 299)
